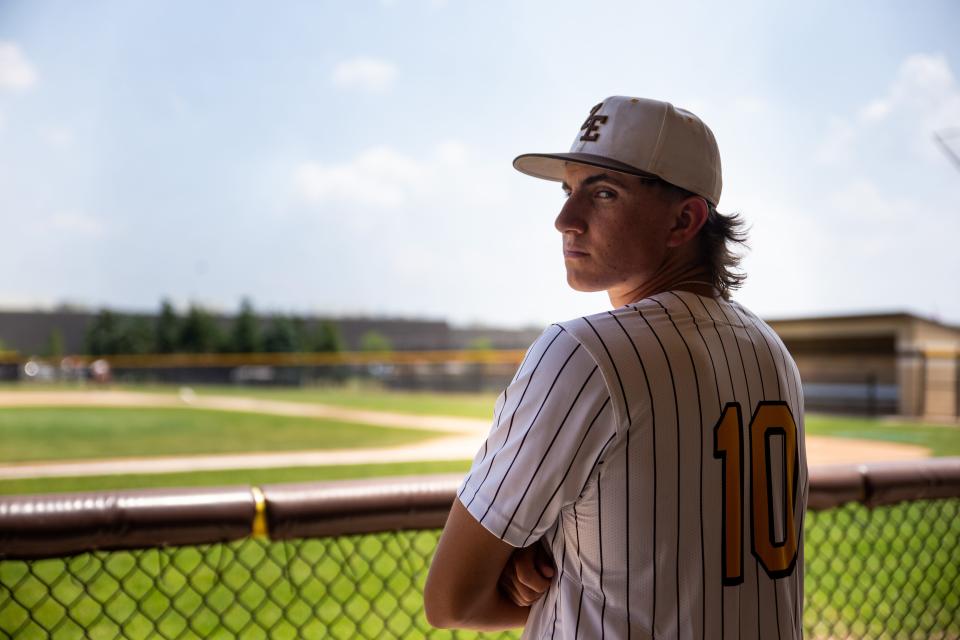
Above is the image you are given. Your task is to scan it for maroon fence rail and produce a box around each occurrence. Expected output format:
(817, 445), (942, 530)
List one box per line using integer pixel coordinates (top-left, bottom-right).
(1, 459), (959, 639)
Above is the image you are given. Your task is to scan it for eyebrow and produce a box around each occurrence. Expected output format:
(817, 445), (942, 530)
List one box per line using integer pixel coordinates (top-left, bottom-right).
(560, 172), (628, 192)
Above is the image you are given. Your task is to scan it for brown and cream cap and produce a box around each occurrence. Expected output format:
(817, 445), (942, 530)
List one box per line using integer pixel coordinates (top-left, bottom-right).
(513, 96), (723, 206)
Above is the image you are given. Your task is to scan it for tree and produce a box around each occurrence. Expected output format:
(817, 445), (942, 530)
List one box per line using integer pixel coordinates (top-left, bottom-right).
(86, 310), (120, 355)
(118, 317), (154, 354)
(230, 298), (261, 353)
(291, 316), (308, 352)
(311, 320), (344, 352)
(178, 305), (223, 353)
(360, 330), (392, 352)
(155, 299), (179, 353)
(86, 311), (158, 355)
(262, 315), (299, 353)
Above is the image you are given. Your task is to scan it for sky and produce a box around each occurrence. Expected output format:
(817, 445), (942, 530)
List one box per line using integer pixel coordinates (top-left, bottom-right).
(0, 0), (958, 329)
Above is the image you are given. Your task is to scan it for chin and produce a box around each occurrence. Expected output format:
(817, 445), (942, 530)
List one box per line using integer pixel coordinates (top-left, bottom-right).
(565, 272), (605, 293)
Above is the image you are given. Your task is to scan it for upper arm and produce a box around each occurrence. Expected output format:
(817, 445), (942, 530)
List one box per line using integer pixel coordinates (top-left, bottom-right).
(424, 325), (618, 629)
(458, 325), (618, 547)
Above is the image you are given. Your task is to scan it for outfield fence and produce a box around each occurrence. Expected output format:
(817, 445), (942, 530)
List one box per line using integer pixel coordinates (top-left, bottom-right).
(1, 459), (958, 639)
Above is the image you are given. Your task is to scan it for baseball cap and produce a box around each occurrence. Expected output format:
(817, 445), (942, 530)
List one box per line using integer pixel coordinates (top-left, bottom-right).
(513, 96), (722, 206)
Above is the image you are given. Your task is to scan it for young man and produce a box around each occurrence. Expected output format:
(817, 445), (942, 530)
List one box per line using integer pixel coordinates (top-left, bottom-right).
(424, 96), (807, 639)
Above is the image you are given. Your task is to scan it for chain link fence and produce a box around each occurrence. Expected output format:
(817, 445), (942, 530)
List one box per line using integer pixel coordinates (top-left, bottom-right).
(1, 531), (495, 640)
(2, 463), (959, 639)
(804, 498), (959, 639)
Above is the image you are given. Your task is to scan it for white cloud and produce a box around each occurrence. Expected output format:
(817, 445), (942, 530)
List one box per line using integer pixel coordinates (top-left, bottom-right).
(434, 139), (468, 165)
(858, 99), (891, 123)
(0, 42), (38, 92)
(827, 179), (919, 223)
(331, 57), (398, 93)
(41, 211), (106, 238)
(292, 139), (492, 211)
(730, 55), (960, 322)
(820, 53), (960, 167)
(856, 53), (960, 135)
(800, 50), (960, 316)
(295, 146), (428, 209)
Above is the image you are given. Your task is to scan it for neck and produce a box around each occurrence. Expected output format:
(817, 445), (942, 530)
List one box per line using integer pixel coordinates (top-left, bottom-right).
(607, 263), (717, 308)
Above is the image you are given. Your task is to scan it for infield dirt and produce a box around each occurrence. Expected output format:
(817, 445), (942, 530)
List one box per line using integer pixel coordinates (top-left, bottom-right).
(0, 390), (931, 479)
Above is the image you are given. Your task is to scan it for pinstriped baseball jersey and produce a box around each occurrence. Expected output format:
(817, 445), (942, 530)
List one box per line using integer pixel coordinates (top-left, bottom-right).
(457, 289), (807, 640)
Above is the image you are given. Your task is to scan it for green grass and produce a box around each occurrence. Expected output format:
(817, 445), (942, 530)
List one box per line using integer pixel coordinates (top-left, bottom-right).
(0, 460), (473, 496)
(0, 381), (501, 419)
(5, 382), (960, 455)
(0, 407), (443, 464)
(805, 415), (960, 457)
(163, 383), (500, 419)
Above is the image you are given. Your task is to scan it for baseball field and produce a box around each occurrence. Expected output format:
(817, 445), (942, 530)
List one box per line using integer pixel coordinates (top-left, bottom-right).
(1, 382), (958, 638)
(0, 381), (958, 496)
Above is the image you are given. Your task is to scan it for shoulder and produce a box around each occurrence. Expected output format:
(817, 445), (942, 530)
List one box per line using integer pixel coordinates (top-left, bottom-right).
(551, 302), (664, 356)
(513, 317), (621, 414)
(515, 321), (600, 385)
(526, 308), (640, 371)
(532, 307), (659, 435)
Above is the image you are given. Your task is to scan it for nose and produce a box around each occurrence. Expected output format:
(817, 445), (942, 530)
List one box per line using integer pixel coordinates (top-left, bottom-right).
(554, 193), (587, 235)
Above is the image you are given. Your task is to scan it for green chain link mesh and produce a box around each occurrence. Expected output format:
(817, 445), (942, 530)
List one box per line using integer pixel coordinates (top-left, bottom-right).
(804, 498), (960, 639)
(2, 498), (958, 639)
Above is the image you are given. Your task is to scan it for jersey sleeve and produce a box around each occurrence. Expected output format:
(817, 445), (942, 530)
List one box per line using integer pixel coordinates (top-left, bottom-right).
(456, 324), (619, 548)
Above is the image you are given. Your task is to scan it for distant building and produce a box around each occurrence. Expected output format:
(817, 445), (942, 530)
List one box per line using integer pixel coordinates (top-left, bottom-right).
(0, 309), (543, 355)
(769, 312), (960, 421)
(1, 309), (957, 419)
(0, 310), (95, 357)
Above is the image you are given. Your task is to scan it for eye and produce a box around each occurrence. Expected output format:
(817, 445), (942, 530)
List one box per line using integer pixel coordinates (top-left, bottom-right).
(595, 188), (617, 200)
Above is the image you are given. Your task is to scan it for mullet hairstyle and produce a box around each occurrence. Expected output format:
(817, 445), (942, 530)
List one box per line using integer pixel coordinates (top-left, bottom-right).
(653, 180), (750, 300)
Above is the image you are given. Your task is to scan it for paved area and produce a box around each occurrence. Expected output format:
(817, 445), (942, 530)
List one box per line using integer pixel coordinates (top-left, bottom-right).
(0, 390), (932, 480)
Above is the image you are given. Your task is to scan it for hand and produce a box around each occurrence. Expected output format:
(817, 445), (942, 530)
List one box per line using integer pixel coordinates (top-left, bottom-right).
(497, 541), (556, 607)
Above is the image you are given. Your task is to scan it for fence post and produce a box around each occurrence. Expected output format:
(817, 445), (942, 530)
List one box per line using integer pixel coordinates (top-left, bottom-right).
(955, 353), (960, 419)
(866, 372), (877, 418)
(919, 351), (927, 417)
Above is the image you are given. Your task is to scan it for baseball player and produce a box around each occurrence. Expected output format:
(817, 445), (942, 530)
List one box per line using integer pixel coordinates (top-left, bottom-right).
(424, 96), (807, 640)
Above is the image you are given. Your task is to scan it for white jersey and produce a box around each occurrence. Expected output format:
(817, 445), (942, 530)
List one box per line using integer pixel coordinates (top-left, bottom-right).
(458, 290), (808, 640)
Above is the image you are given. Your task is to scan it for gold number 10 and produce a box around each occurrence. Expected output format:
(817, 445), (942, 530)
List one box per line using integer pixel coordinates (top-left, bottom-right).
(713, 401), (800, 584)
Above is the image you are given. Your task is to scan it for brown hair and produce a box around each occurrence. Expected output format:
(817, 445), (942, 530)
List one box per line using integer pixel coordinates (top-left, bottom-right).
(653, 181), (750, 300)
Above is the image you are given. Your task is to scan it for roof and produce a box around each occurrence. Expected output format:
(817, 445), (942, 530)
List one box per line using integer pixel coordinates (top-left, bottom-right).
(766, 310), (960, 333)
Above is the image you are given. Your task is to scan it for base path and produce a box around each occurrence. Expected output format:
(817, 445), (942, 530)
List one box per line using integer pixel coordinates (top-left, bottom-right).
(0, 390), (932, 479)
(0, 390), (490, 434)
(0, 435), (486, 479)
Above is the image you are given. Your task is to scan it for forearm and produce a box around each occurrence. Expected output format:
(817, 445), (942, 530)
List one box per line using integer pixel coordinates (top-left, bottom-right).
(424, 549), (532, 631)
(424, 498), (532, 631)
(454, 583), (531, 631)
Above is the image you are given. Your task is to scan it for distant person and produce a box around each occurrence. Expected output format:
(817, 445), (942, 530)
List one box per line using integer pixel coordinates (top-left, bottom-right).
(425, 96), (808, 639)
(88, 358), (111, 384)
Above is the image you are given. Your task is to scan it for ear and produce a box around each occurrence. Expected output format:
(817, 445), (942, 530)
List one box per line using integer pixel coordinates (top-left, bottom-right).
(666, 196), (709, 248)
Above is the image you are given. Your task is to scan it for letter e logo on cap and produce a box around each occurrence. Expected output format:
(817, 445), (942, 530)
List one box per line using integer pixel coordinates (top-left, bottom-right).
(579, 103), (608, 142)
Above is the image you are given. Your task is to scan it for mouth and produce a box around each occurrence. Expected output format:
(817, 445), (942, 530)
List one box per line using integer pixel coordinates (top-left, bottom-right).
(563, 248), (589, 258)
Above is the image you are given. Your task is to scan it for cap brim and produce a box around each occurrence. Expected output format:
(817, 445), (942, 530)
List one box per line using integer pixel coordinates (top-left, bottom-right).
(512, 152), (661, 182)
